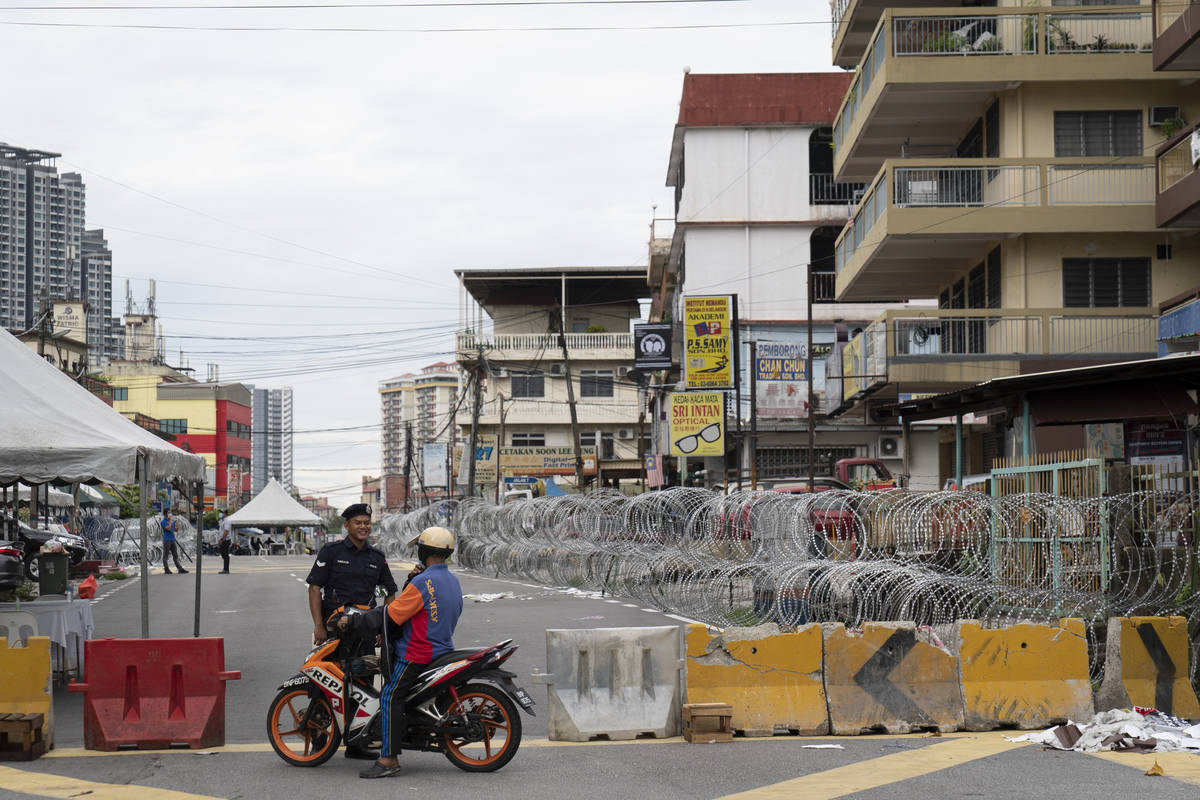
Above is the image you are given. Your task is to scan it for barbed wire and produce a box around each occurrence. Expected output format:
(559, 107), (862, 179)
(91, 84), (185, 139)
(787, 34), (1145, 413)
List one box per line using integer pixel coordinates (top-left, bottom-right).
(380, 487), (1200, 680)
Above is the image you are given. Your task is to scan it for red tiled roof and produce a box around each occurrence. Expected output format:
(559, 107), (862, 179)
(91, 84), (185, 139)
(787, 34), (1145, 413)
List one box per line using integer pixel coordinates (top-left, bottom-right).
(676, 72), (853, 128)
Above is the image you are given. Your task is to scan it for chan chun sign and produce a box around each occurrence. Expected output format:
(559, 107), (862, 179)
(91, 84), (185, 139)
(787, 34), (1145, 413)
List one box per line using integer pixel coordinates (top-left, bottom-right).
(756, 341), (810, 419)
(683, 295), (734, 389)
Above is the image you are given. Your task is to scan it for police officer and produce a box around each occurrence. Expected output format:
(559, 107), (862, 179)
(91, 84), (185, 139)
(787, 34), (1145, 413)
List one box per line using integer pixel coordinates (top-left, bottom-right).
(306, 502), (398, 760)
(307, 503), (398, 642)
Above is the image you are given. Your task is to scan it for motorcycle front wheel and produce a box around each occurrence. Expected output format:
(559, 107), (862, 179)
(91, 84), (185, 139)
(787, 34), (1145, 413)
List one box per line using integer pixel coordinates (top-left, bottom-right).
(441, 682), (522, 772)
(267, 686), (341, 767)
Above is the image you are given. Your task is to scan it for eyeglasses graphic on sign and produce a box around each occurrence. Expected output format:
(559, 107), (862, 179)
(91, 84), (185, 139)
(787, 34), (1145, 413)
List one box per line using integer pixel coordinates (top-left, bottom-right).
(674, 423), (721, 454)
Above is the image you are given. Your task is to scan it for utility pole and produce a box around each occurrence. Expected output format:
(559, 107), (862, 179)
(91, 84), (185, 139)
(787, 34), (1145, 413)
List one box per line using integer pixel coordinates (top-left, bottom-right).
(466, 346), (484, 496)
(402, 421), (413, 512)
(749, 339), (758, 490)
(38, 292), (49, 358)
(495, 394), (507, 503)
(807, 270), (817, 486)
(553, 313), (586, 489)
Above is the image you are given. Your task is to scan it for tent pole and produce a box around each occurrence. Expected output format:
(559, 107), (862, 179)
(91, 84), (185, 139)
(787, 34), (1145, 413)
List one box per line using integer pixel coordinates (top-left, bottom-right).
(193, 479), (203, 638)
(138, 452), (150, 639)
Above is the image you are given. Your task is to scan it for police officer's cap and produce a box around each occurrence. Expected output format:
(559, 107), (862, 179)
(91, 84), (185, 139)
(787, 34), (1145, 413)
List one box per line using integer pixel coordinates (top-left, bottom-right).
(341, 503), (372, 520)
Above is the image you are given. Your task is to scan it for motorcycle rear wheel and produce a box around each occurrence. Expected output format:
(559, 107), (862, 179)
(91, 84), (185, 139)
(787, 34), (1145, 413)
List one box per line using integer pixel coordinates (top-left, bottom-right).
(441, 682), (522, 772)
(268, 686), (341, 767)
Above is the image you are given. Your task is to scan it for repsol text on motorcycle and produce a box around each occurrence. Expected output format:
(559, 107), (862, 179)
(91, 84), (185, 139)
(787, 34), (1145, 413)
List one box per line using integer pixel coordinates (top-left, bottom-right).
(267, 605), (536, 771)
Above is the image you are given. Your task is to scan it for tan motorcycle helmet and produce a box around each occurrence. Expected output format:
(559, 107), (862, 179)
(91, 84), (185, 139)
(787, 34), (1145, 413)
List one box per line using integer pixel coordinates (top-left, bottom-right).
(409, 526), (455, 561)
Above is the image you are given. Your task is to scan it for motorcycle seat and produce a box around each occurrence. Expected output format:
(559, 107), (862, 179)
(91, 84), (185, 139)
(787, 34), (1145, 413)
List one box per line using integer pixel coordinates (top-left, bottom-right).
(424, 648), (486, 670)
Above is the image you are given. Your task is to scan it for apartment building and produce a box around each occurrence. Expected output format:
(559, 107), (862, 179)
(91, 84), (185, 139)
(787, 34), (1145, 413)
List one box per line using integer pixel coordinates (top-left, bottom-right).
(827, 0), (1200, 479)
(81, 230), (115, 361)
(250, 386), (294, 494)
(0, 144), (97, 361)
(657, 72), (940, 486)
(379, 362), (459, 507)
(455, 267), (647, 493)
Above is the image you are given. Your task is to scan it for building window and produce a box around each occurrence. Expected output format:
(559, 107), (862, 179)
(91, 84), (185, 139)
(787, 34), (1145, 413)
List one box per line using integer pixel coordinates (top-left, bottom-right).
(510, 370), (545, 399)
(161, 418), (188, 435)
(1053, 111), (1141, 157)
(112, 386), (128, 401)
(511, 432), (545, 447)
(580, 369), (613, 398)
(1063, 258), (1151, 307)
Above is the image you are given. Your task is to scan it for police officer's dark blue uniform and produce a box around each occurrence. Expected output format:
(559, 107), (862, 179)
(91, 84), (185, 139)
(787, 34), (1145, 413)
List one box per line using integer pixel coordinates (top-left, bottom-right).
(305, 502), (397, 760)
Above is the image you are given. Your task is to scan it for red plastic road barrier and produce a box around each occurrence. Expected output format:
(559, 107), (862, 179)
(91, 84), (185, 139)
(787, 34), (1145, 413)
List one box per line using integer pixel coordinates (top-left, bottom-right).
(68, 638), (241, 750)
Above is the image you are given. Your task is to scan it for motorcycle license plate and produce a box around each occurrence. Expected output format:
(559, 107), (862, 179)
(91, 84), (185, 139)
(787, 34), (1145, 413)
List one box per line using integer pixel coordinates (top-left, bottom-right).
(512, 687), (535, 710)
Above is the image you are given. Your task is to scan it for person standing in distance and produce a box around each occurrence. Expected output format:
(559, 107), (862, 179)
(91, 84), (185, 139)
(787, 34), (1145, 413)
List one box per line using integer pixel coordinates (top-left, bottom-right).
(160, 509), (188, 574)
(217, 510), (233, 574)
(306, 503), (398, 761)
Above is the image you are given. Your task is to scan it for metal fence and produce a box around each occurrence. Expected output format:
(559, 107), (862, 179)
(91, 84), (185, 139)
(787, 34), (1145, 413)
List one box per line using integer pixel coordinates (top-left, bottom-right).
(809, 173), (864, 205)
(1046, 12), (1153, 53)
(1159, 129), (1198, 193)
(380, 487), (1200, 679)
(893, 14), (1037, 56)
(1048, 164), (1154, 205)
(893, 166), (1040, 208)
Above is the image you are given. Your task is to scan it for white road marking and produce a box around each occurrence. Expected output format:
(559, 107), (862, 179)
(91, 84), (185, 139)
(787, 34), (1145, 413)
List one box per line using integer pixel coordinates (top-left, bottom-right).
(665, 614), (700, 624)
(621, 603), (637, 608)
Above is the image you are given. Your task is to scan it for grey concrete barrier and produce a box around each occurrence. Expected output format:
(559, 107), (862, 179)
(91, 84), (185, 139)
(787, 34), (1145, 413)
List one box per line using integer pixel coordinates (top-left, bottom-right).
(533, 626), (684, 741)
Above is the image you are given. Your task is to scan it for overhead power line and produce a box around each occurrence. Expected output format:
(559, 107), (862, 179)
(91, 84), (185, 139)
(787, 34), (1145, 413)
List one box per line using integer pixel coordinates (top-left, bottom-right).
(0, 18), (823, 32)
(1, 0), (743, 8)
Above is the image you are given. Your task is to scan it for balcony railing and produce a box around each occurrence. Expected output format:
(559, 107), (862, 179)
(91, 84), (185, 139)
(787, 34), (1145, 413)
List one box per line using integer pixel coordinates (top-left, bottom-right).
(831, 308), (1157, 403)
(836, 158), (1155, 274)
(835, 9), (1155, 152)
(812, 272), (837, 302)
(456, 332), (634, 353)
(1156, 0), (1194, 34)
(810, 173), (866, 205)
(1158, 126), (1198, 193)
(894, 166), (1039, 208)
(887, 310), (1157, 361)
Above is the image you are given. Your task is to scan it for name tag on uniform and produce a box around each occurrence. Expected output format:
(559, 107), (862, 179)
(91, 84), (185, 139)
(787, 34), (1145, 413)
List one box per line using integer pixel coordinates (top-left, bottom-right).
(367, 563), (378, 569)
(337, 559), (350, 565)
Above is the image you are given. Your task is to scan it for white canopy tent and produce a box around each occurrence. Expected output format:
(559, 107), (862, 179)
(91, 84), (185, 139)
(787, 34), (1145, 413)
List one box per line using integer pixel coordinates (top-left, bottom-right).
(0, 328), (206, 637)
(16, 485), (74, 508)
(224, 478), (323, 528)
(0, 330), (204, 486)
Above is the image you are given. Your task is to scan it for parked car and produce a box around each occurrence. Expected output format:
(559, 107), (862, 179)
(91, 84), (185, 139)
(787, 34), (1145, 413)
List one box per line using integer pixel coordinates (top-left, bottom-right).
(0, 513), (88, 579)
(0, 540), (24, 590)
(764, 477), (859, 558)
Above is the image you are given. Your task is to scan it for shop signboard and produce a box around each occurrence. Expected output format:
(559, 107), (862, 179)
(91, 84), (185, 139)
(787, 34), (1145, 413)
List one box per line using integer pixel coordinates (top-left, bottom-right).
(756, 341), (809, 418)
(669, 392), (725, 457)
(683, 295), (734, 389)
(500, 446), (597, 476)
(633, 323), (673, 370)
(423, 442), (448, 487)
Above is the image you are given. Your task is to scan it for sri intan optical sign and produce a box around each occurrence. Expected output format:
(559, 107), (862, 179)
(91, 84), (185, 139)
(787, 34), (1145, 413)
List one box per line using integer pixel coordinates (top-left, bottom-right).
(669, 392), (725, 457)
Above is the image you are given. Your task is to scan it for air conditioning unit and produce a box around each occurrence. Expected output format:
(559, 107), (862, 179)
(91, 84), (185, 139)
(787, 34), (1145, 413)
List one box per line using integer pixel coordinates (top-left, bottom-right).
(617, 366), (631, 378)
(549, 363), (565, 376)
(492, 367), (507, 378)
(1150, 106), (1182, 127)
(878, 435), (903, 460)
(616, 428), (633, 440)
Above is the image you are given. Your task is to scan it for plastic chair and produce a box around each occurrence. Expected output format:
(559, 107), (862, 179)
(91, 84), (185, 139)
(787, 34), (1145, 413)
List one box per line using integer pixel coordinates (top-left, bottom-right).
(0, 610), (39, 648)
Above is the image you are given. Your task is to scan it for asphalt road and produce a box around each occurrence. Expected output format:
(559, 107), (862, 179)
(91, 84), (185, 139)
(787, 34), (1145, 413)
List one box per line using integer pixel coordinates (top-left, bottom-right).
(4, 552), (1200, 799)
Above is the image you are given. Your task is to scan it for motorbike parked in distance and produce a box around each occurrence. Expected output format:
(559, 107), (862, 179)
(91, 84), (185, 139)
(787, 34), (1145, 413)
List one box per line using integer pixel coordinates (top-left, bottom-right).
(267, 606), (535, 772)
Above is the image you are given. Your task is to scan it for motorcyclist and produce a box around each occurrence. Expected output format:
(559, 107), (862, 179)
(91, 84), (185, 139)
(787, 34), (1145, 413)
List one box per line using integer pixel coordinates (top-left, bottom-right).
(354, 526), (463, 779)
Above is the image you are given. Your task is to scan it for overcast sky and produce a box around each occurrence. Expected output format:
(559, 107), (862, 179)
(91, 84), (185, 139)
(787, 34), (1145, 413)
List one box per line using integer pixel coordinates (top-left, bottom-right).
(0, 0), (837, 507)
